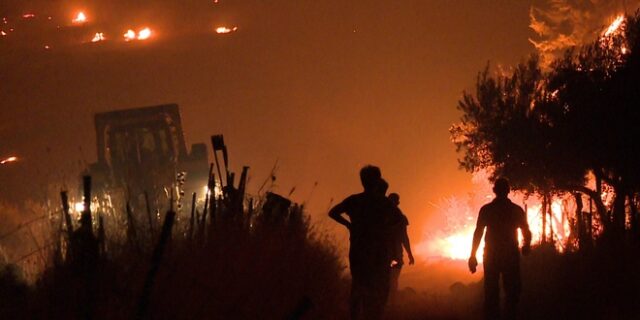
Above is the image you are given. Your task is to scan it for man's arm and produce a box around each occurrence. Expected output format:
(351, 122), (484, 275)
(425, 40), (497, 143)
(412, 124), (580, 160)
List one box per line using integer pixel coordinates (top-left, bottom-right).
(470, 226), (485, 260)
(519, 208), (532, 255)
(468, 208), (486, 273)
(328, 201), (352, 230)
(401, 226), (415, 265)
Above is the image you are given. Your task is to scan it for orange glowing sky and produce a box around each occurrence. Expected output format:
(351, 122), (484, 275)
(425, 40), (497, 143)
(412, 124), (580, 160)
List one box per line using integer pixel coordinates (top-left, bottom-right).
(1, 1), (631, 251)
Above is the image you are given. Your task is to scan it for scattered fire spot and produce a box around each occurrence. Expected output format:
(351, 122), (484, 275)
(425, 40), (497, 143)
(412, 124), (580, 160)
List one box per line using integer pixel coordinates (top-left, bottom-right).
(215, 26), (237, 34)
(137, 27), (151, 40)
(72, 11), (87, 24)
(91, 32), (105, 42)
(124, 27), (153, 41)
(0, 156), (18, 164)
(124, 29), (136, 41)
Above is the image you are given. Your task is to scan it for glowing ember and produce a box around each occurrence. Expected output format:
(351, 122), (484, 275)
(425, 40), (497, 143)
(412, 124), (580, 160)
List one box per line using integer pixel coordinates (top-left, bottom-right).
(216, 26), (238, 34)
(91, 32), (105, 42)
(604, 15), (625, 37)
(22, 13), (35, 19)
(137, 27), (151, 40)
(44, 45), (51, 50)
(0, 156), (18, 164)
(1, 31), (6, 36)
(72, 11), (87, 24)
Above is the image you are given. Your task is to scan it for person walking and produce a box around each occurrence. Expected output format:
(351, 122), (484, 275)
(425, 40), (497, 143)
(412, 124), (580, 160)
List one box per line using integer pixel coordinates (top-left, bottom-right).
(329, 165), (395, 320)
(387, 192), (414, 305)
(468, 178), (532, 320)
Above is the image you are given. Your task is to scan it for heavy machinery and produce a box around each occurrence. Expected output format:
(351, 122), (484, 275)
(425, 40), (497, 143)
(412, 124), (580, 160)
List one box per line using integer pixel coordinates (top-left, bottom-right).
(86, 104), (209, 211)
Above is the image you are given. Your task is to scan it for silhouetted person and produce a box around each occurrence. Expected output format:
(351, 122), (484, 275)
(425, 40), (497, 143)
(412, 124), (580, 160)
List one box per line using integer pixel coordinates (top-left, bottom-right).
(329, 166), (394, 320)
(387, 193), (414, 304)
(469, 178), (532, 320)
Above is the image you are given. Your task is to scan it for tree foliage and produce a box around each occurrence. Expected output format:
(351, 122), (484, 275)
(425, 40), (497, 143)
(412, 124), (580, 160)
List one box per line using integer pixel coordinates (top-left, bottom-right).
(453, 12), (640, 238)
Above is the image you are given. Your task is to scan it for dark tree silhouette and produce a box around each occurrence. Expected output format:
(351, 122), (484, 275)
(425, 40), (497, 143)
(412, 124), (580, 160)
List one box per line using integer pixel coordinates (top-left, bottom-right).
(453, 12), (640, 244)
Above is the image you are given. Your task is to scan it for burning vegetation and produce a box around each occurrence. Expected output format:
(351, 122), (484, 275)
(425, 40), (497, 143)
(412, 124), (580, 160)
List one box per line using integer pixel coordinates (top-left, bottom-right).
(0, 3), (239, 51)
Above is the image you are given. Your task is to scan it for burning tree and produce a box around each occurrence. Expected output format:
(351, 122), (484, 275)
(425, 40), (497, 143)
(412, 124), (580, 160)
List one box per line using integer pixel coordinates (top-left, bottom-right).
(452, 12), (640, 248)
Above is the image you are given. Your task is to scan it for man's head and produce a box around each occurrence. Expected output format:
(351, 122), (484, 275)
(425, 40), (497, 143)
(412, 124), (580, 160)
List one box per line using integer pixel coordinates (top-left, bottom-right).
(493, 178), (510, 198)
(360, 165), (382, 191)
(388, 193), (400, 206)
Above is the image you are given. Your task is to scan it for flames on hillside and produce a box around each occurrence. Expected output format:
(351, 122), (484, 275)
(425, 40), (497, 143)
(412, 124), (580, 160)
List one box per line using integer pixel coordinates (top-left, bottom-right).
(0, 6), (239, 50)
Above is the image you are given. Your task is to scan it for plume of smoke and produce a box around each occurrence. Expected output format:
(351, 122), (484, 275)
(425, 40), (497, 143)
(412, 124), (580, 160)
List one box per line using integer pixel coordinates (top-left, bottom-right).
(529, 0), (640, 68)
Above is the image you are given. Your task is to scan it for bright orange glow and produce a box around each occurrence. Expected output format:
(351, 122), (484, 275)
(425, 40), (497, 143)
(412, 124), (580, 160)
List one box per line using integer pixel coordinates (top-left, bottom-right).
(435, 225), (485, 263)
(1, 31), (6, 36)
(72, 11), (87, 24)
(416, 170), (578, 263)
(0, 156), (18, 164)
(22, 13), (35, 19)
(216, 26), (238, 34)
(91, 32), (105, 42)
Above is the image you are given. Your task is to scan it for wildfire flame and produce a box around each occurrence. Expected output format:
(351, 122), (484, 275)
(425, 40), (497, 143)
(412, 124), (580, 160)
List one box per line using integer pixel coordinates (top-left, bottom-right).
(416, 171), (576, 263)
(599, 14), (630, 62)
(438, 226), (484, 262)
(91, 32), (105, 42)
(216, 26), (238, 34)
(604, 15), (625, 37)
(72, 11), (87, 24)
(0, 156), (18, 164)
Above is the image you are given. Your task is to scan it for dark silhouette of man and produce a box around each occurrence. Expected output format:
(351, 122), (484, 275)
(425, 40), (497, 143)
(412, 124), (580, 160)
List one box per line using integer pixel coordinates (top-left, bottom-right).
(387, 193), (414, 304)
(329, 165), (395, 320)
(469, 178), (532, 320)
